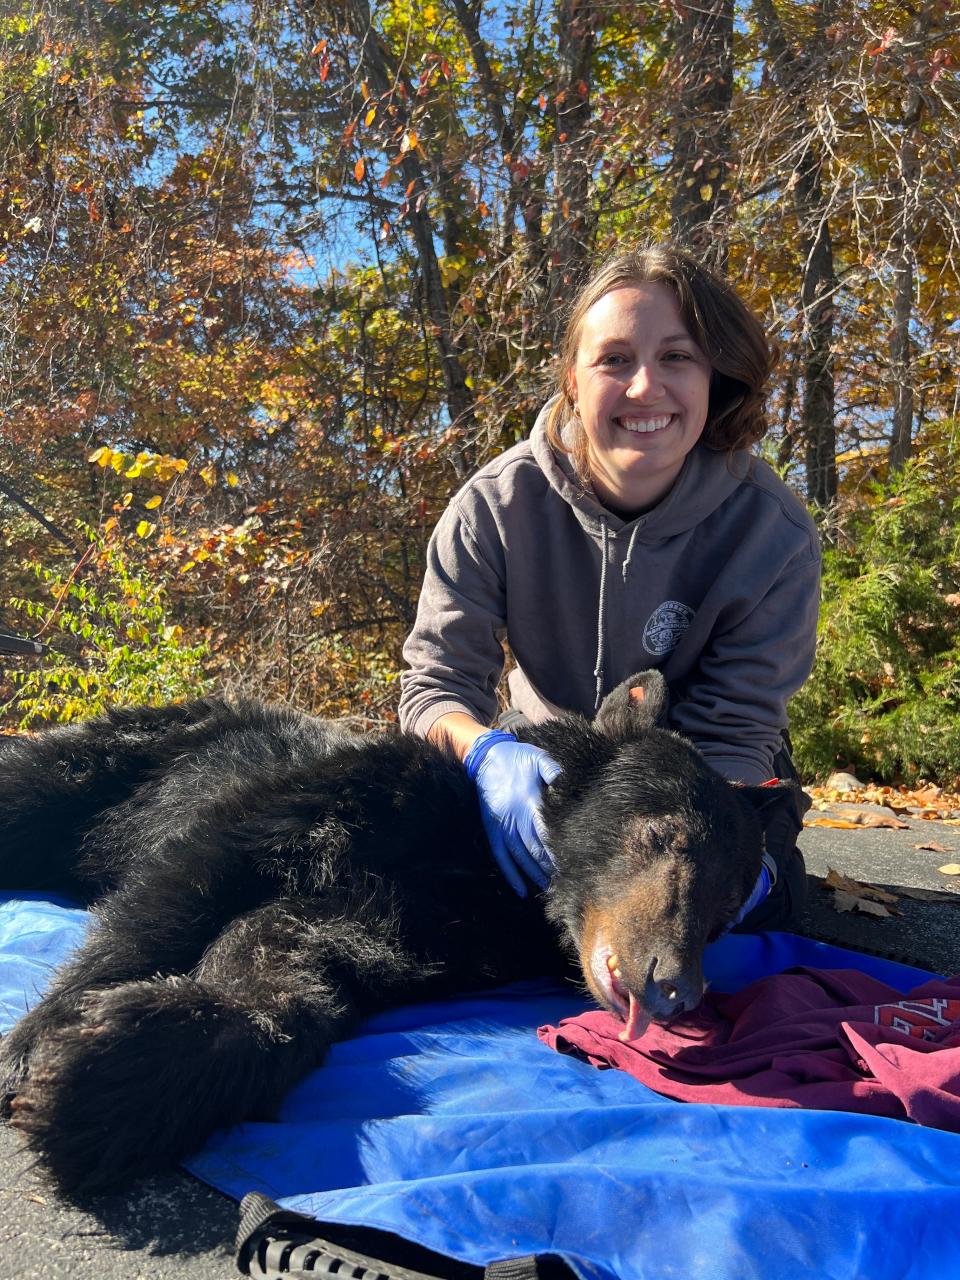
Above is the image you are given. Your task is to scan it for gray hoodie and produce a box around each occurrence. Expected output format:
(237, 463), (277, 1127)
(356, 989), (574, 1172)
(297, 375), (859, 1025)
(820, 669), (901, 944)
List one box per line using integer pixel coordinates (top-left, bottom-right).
(399, 404), (821, 784)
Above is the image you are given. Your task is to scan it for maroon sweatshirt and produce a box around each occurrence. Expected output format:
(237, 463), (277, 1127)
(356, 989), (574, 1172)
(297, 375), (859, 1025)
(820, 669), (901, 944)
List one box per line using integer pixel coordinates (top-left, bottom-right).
(538, 967), (960, 1130)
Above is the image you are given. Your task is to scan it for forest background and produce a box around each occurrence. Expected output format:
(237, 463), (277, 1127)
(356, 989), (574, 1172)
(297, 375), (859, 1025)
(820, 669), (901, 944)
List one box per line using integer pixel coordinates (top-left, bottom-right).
(1, 0), (959, 787)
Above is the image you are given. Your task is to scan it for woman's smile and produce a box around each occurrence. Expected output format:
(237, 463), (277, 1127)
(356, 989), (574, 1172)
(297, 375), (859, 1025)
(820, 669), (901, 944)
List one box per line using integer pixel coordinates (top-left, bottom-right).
(614, 413), (675, 434)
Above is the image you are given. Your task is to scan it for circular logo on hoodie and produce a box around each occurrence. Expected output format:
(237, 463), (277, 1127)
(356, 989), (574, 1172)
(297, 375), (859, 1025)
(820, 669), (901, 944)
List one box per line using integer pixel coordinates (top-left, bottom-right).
(642, 601), (694, 656)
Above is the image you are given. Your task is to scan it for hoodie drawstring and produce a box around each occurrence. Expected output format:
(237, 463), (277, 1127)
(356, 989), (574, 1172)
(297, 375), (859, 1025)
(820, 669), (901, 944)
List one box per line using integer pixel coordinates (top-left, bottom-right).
(622, 522), (642, 581)
(593, 516), (610, 712)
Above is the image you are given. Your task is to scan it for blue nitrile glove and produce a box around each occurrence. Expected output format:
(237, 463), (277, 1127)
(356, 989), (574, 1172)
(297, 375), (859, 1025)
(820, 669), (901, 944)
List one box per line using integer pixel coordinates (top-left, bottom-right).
(463, 730), (561, 897)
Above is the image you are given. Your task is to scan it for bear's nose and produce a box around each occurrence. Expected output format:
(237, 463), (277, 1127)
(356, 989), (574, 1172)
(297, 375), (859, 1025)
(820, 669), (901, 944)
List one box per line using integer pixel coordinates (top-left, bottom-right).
(646, 958), (702, 1020)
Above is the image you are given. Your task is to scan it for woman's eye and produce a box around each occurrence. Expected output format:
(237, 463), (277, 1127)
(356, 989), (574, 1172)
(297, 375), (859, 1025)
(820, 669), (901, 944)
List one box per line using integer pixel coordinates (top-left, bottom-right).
(599, 353), (626, 367)
(664, 350), (692, 362)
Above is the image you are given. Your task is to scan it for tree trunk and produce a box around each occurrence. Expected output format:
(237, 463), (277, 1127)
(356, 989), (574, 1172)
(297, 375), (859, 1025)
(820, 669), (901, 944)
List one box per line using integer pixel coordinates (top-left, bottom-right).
(753, 0), (837, 509)
(888, 17), (929, 473)
(547, 0), (595, 315)
(670, 0), (734, 268)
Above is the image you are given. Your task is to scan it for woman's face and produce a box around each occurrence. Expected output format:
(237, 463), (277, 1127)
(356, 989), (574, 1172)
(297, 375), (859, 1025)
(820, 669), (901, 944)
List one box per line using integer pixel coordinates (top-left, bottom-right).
(568, 282), (712, 513)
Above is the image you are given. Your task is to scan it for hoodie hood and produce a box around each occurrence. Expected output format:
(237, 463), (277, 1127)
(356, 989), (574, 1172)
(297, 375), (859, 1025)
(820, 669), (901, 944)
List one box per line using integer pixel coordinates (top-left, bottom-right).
(399, 395), (820, 785)
(529, 396), (749, 545)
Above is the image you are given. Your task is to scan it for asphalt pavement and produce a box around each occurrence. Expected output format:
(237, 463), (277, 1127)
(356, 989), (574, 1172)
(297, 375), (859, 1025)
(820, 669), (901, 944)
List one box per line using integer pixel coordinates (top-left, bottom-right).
(797, 805), (960, 974)
(1, 811), (958, 1280)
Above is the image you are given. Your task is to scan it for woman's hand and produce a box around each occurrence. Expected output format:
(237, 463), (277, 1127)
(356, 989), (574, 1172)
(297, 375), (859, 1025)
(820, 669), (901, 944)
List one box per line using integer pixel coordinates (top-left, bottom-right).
(463, 730), (561, 896)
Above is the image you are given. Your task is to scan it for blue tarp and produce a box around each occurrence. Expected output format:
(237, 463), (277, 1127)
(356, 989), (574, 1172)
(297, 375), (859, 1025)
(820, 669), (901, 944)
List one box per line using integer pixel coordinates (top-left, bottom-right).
(2, 893), (959, 1279)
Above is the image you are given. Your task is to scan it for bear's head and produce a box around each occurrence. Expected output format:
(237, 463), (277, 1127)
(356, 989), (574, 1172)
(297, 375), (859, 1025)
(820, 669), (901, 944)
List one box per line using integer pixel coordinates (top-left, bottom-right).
(530, 671), (793, 1041)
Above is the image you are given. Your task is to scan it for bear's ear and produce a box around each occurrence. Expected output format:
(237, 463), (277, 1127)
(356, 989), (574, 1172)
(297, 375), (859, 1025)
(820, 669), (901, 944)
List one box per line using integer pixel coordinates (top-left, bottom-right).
(593, 670), (668, 737)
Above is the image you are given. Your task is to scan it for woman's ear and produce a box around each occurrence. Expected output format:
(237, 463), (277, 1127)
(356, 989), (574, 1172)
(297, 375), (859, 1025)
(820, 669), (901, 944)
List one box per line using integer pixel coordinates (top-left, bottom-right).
(565, 368), (578, 409)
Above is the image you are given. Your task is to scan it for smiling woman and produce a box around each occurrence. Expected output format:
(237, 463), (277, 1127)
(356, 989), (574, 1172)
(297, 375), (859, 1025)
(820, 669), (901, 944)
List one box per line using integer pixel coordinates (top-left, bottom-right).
(398, 243), (820, 937)
(568, 282), (712, 513)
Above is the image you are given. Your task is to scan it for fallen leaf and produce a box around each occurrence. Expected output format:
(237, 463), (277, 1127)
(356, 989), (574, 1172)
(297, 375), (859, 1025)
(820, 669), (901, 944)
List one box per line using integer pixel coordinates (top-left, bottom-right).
(846, 809), (911, 829)
(914, 841), (953, 853)
(804, 817), (863, 829)
(856, 897), (894, 917)
(824, 868), (898, 903)
(806, 806), (910, 829)
(831, 890), (894, 918)
(914, 784), (943, 802)
(937, 864), (960, 876)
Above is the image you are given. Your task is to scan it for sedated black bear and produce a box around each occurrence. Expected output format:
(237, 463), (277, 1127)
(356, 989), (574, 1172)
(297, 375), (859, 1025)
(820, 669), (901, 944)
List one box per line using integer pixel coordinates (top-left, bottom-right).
(0, 670), (790, 1197)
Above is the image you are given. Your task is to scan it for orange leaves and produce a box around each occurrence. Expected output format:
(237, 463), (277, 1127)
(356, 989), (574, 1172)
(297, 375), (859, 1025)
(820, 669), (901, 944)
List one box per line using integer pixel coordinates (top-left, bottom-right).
(864, 27), (898, 58)
(804, 809), (910, 830)
(354, 157), (366, 182)
(310, 38), (330, 82)
(808, 781), (960, 822)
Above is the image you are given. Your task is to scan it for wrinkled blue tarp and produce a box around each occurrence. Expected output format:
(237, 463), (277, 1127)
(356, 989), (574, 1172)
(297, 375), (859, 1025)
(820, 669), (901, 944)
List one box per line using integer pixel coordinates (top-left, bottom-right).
(2, 893), (959, 1280)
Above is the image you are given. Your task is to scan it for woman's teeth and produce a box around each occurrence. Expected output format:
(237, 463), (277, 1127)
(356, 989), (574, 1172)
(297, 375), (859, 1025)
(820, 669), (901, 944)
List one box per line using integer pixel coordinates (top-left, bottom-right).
(617, 415), (673, 433)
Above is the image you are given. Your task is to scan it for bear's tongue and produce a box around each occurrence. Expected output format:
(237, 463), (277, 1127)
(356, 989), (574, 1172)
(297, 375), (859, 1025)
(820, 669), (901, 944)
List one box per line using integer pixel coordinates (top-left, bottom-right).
(601, 947), (651, 1043)
(618, 990), (651, 1043)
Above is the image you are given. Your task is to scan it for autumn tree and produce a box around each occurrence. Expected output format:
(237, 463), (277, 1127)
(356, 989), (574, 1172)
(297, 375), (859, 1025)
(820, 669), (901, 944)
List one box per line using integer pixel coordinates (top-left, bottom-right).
(2, 0), (960, 741)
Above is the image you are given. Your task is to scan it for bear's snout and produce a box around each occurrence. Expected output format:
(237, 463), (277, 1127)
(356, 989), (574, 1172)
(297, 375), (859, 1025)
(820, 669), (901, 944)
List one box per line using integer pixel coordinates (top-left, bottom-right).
(643, 953), (704, 1021)
(581, 903), (707, 1039)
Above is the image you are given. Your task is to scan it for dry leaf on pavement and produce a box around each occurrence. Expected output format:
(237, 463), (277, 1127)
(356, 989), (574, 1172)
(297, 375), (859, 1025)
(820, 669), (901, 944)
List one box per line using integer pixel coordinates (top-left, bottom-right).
(805, 808), (910, 830)
(805, 817), (864, 829)
(831, 890), (894, 918)
(937, 863), (960, 876)
(914, 841), (953, 853)
(824, 867), (898, 902)
(824, 867), (898, 917)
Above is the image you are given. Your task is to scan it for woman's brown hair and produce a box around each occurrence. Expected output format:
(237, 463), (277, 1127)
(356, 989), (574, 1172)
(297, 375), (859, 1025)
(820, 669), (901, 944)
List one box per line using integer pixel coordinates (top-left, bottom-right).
(545, 245), (779, 477)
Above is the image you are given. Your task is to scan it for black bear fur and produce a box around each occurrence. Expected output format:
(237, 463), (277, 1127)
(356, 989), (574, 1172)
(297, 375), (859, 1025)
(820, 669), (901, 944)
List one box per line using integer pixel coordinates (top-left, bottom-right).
(0, 671), (791, 1196)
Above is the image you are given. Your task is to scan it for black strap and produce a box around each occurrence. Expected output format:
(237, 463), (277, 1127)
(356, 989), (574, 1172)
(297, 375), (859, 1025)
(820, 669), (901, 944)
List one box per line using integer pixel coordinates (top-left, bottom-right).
(236, 1193), (577, 1280)
(484, 1259), (541, 1279)
(237, 1192), (466, 1280)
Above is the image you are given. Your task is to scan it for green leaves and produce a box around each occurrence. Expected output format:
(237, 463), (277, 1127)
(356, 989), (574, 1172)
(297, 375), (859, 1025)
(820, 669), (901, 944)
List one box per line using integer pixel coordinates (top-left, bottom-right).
(790, 427), (960, 787)
(5, 535), (210, 728)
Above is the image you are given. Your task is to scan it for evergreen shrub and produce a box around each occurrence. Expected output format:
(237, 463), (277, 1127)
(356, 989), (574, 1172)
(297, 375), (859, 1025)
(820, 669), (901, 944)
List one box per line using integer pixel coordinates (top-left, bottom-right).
(790, 429), (960, 786)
